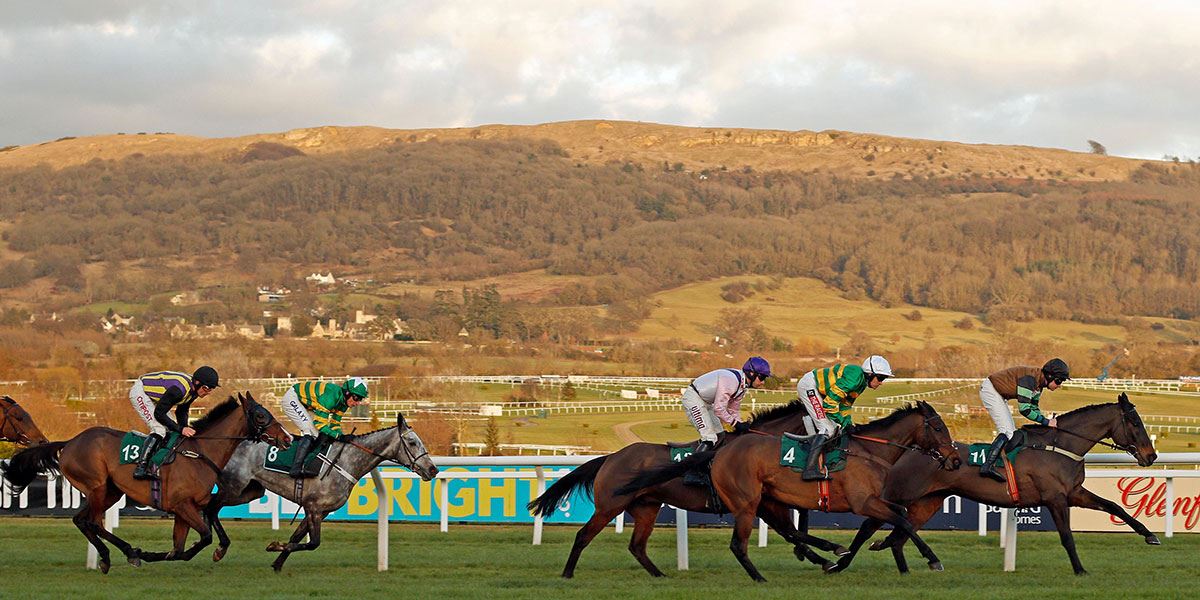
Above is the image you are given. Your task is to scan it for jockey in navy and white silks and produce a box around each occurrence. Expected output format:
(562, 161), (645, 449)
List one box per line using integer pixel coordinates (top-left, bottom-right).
(681, 357), (771, 452)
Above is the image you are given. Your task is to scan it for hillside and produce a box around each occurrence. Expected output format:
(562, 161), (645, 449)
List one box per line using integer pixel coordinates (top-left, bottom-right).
(0, 120), (1143, 181)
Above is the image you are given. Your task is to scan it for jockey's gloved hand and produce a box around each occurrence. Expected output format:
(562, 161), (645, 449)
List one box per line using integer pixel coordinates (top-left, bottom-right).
(733, 421), (752, 434)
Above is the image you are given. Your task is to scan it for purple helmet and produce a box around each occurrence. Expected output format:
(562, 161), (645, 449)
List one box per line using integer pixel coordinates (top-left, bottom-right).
(742, 356), (771, 379)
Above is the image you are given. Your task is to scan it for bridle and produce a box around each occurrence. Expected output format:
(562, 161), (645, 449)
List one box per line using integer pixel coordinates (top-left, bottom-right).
(341, 426), (430, 468)
(1050, 404), (1143, 457)
(848, 413), (955, 469)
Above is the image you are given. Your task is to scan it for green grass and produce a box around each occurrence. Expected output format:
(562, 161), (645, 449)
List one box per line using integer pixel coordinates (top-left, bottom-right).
(0, 518), (1192, 599)
(631, 276), (1199, 351)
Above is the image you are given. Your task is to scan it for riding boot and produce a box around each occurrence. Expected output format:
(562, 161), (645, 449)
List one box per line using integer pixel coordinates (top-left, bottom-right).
(979, 433), (1009, 482)
(289, 435), (314, 479)
(682, 440), (715, 486)
(133, 433), (164, 480)
(802, 434), (831, 481)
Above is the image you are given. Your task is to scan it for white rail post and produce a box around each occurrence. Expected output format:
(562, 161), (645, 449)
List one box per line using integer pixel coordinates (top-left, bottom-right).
(675, 506), (689, 570)
(614, 511), (625, 533)
(1003, 509), (1018, 571)
(1164, 476), (1175, 538)
(86, 503), (120, 569)
(978, 503), (987, 536)
(370, 469), (388, 571)
(271, 491), (280, 530)
(532, 466), (545, 545)
(440, 478), (450, 533)
(999, 507), (1007, 548)
(758, 518), (768, 547)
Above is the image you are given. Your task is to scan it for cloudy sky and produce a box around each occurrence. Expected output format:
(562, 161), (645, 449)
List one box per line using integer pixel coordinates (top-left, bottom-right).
(2, 1), (1198, 158)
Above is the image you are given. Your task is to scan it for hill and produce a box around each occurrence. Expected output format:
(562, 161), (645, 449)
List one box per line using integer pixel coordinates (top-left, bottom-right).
(0, 120), (1144, 181)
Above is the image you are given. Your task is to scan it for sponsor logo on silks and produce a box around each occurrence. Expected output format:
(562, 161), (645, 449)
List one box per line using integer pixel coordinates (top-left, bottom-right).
(805, 390), (826, 418)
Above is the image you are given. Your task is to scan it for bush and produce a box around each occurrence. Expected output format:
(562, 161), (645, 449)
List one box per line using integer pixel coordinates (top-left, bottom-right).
(904, 310), (923, 322)
(954, 317), (975, 330)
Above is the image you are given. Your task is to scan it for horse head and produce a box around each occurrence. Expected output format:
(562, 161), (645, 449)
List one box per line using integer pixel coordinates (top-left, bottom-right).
(914, 401), (961, 470)
(1113, 393), (1157, 467)
(0, 396), (50, 446)
(388, 412), (438, 481)
(237, 392), (292, 449)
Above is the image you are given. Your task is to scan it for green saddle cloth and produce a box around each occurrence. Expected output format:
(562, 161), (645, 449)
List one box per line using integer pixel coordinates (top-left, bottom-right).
(779, 433), (850, 473)
(263, 437), (332, 474)
(668, 443), (698, 463)
(118, 431), (182, 466)
(966, 430), (1027, 467)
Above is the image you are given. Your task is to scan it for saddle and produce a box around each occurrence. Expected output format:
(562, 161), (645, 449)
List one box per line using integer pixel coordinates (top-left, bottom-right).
(263, 435), (333, 477)
(118, 431), (182, 468)
(779, 432), (850, 474)
(967, 430), (1029, 468)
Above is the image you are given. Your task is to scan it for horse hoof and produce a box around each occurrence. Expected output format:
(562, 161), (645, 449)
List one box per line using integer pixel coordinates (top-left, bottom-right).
(265, 541), (285, 552)
(834, 545), (850, 557)
(1145, 535), (1161, 546)
(98, 560), (110, 574)
(928, 561), (943, 572)
(128, 557), (142, 568)
(213, 546), (227, 562)
(1076, 569), (1089, 576)
(869, 540), (888, 551)
(823, 562), (844, 574)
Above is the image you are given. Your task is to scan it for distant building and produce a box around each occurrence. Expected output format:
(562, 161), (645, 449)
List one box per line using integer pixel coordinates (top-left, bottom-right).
(306, 272), (336, 286)
(276, 316), (292, 332)
(170, 291), (201, 306)
(235, 324), (266, 339)
(354, 309), (377, 324)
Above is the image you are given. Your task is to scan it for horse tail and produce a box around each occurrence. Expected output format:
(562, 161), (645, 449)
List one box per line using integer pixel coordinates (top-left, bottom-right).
(526, 455), (607, 517)
(613, 450), (715, 497)
(2, 441), (66, 493)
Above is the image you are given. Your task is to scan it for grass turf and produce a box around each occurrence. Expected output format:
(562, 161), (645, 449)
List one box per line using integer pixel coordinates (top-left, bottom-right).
(0, 517), (1193, 599)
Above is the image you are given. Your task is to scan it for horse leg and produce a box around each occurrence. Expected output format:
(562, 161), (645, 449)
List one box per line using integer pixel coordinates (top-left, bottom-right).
(729, 510), (767, 582)
(1047, 498), (1087, 575)
(824, 518), (883, 574)
(271, 513), (325, 572)
(88, 482), (144, 567)
(870, 493), (946, 574)
(1069, 486), (1160, 545)
(626, 501), (666, 577)
(72, 496), (113, 574)
(860, 496), (944, 572)
(174, 503), (216, 561)
(562, 505), (624, 579)
(756, 503), (835, 569)
(209, 480), (266, 562)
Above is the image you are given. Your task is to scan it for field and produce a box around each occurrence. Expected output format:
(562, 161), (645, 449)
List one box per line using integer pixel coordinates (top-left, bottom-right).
(0, 518), (1193, 599)
(632, 276), (1200, 351)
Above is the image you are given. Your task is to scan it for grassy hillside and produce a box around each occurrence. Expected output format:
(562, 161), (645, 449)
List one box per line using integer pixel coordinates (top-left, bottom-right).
(632, 276), (1197, 351)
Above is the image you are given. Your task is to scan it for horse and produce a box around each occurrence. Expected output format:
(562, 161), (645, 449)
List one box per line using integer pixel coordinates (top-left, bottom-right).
(617, 402), (962, 582)
(0, 396), (49, 445)
(527, 399), (858, 579)
(847, 393), (1158, 575)
(2, 392), (292, 573)
(204, 412), (439, 571)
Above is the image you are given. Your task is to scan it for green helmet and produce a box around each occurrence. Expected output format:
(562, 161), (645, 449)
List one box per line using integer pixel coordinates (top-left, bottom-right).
(343, 376), (369, 399)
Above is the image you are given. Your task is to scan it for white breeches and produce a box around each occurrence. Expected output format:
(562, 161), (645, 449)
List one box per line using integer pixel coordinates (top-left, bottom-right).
(280, 388), (320, 437)
(681, 387), (722, 443)
(128, 380), (167, 437)
(797, 372), (838, 436)
(980, 379), (1017, 437)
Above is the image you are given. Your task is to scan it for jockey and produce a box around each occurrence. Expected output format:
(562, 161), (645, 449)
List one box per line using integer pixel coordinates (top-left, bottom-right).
(129, 366), (220, 480)
(978, 358), (1069, 481)
(279, 377), (370, 477)
(796, 355), (892, 480)
(681, 357), (771, 454)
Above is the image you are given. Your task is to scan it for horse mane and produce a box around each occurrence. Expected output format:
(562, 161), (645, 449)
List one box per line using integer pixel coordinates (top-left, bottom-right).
(856, 402), (926, 433)
(748, 399), (806, 427)
(190, 397), (241, 431)
(1058, 402), (1117, 418)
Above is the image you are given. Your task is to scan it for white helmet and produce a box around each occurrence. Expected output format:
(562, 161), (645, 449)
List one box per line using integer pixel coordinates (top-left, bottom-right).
(862, 355), (893, 378)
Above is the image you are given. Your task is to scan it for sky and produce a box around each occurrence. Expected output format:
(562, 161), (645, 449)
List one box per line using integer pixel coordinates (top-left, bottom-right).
(2, 1), (1198, 159)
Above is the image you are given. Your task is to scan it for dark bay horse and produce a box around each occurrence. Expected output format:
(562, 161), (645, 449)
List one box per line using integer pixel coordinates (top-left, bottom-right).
(528, 399), (850, 578)
(618, 402), (962, 582)
(850, 393), (1158, 575)
(0, 396), (50, 446)
(2, 392), (291, 573)
(204, 413), (439, 570)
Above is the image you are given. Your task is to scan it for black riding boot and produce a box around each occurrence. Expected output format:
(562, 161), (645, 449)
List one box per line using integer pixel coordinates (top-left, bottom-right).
(133, 433), (164, 480)
(979, 433), (1009, 482)
(682, 440), (715, 486)
(802, 434), (831, 481)
(289, 436), (315, 478)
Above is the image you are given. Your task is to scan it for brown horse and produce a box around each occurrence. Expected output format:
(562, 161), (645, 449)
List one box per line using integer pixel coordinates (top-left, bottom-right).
(618, 402), (962, 582)
(0, 396), (49, 445)
(2, 392), (291, 573)
(528, 399), (850, 578)
(848, 393), (1158, 575)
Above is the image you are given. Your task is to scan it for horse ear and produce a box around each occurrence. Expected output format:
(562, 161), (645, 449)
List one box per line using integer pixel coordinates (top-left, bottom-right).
(1118, 392), (1130, 405)
(397, 412), (406, 429)
(236, 392), (246, 404)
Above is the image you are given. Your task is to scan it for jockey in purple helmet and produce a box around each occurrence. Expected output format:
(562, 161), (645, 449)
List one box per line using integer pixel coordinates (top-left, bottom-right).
(681, 356), (772, 454)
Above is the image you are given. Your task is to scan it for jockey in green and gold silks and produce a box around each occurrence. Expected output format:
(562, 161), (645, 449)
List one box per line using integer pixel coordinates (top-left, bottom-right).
(795, 356), (893, 480)
(278, 377), (370, 478)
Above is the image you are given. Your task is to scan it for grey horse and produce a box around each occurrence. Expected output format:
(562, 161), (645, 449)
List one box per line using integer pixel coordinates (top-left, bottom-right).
(205, 412), (439, 571)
